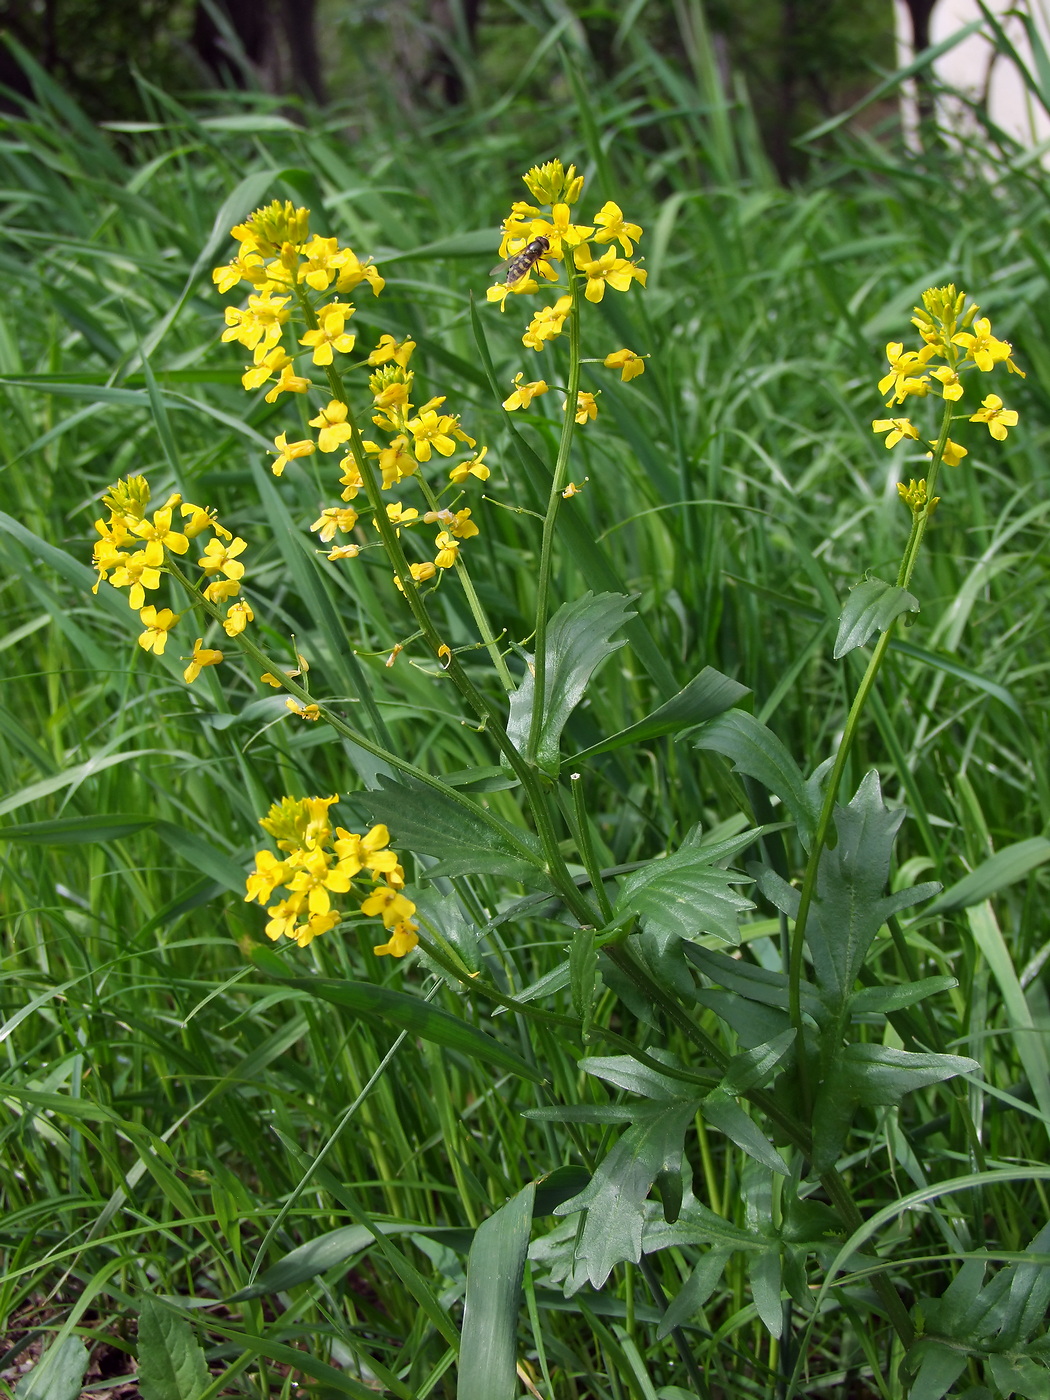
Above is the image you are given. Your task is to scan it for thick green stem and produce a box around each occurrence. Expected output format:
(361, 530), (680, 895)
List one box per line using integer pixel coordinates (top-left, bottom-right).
(786, 393), (956, 1100)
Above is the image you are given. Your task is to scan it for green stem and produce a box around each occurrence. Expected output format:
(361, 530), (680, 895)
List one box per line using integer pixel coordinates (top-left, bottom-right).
(786, 393), (956, 1103)
(527, 271), (583, 762)
(414, 472), (514, 691)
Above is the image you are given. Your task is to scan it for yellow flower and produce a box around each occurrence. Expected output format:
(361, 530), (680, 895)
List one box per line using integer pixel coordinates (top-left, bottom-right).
(180, 503), (230, 539)
(486, 278), (537, 311)
(287, 847), (352, 916)
(877, 341), (935, 406)
(109, 551), (161, 610)
(382, 502), (419, 533)
(212, 247), (267, 294)
(531, 203), (593, 260)
(184, 638), (223, 683)
(573, 244), (646, 303)
(433, 531), (460, 569)
(264, 365), (311, 402)
(503, 374), (548, 411)
(897, 478), (938, 515)
(933, 438), (968, 467)
(449, 446), (491, 483)
(929, 365), (964, 402)
(242, 346), (291, 391)
(523, 295), (572, 351)
(299, 235), (349, 291)
(339, 455), (364, 501)
(332, 823), (396, 878)
(872, 418), (920, 449)
(291, 909), (342, 947)
(221, 291), (290, 353)
(363, 434), (417, 488)
(592, 202), (643, 256)
(360, 884), (417, 929)
(368, 334), (415, 367)
(131, 507), (189, 568)
(373, 921), (419, 958)
(969, 394), (1018, 440)
(604, 348), (646, 382)
(309, 400), (354, 453)
(260, 671), (284, 687)
(245, 849), (291, 905)
(406, 408), (457, 461)
(198, 536), (247, 580)
(299, 303), (356, 365)
(264, 893), (306, 942)
(204, 577), (242, 604)
(952, 317), (1021, 374)
(137, 605), (180, 655)
(311, 506), (359, 542)
(334, 250), (385, 296)
(568, 391), (598, 425)
(328, 543), (361, 561)
(272, 432), (316, 476)
(286, 698), (321, 720)
(223, 599), (254, 636)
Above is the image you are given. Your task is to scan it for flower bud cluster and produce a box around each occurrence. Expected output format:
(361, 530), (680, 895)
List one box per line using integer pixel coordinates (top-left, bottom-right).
(244, 795), (418, 957)
(92, 475), (252, 682)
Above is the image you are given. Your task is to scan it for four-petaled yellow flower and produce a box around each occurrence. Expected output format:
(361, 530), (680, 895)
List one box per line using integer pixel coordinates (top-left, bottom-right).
(309, 400), (354, 453)
(299, 302), (356, 365)
(369, 334), (415, 367)
(604, 348), (646, 382)
(523, 296), (572, 351)
(272, 432), (316, 476)
(198, 536), (247, 580)
(311, 506), (359, 542)
(872, 417), (920, 449)
(407, 408), (458, 461)
(952, 317), (1020, 374)
(450, 446), (491, 483)
(132, 507), (189, 568)
(969, 394), (1018, 440)
(137, 605), (179, 655)
(573, 244), (647, 303)
(593, 202), (643, 256)
(569, 391), (598, 425)
(184, 638), (223, 683)
(503, 374), (548, 411)
(373, 922), (419, 958)
(223, 600), (254, 636)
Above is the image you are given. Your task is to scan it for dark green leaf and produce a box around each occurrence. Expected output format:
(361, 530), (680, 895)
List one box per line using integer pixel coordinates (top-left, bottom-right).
(693, 989), (792, 1048)
(572, 667), (750, 760)
(924, 838), (1050, 915)
(614, 824), (755, 949)
(580, 1053), (691, 1101)
(850, 976), (957, 1014)
(458, 1184), (536, 1400)
(748, 1248), (784, 1337)
(833, 577), (919, 658)
(13, 1337), (89, 1400)
(534, 1166), (592, 1216)
(694, 710), (820, 847)
(656, 1248), (732, 1339)
(719, 1029), (796, 1096)
(989, 1354), (1050, 1400)
(358, 774), (548, 885)
(553, 1102), (697, 1289)
(136, 1298), (210, 1400)
(905, 1338), (970, 1400)
(790, 771), (939, 1016)
(229, 1222), (408, 1301)
(248, 947), (545, 1084)
(506, 591), (635, 772)
(702, 1092), (789, 1175)
(684, 944), (824, 1023)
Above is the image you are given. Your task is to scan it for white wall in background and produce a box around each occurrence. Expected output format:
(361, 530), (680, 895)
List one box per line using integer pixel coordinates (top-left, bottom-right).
(894, 0), (1050, 148)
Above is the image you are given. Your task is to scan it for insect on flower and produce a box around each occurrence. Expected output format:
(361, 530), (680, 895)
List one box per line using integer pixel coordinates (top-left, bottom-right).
(491, 235), (550, 286)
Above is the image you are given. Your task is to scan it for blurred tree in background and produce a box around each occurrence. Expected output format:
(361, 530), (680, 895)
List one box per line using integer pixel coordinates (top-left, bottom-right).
(0, 0), (900, 178)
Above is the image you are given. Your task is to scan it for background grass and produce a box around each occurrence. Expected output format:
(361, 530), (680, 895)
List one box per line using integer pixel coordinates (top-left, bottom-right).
(2, 11), (1050, 1398)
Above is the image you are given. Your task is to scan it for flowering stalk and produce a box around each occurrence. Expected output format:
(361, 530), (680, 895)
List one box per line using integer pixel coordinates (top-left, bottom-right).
(529, 269), (583, 761)
(787, 286), (1023, 1094)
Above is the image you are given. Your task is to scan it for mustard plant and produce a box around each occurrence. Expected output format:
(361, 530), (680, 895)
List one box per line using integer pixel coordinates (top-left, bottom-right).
(83, 163), (1043, 1400)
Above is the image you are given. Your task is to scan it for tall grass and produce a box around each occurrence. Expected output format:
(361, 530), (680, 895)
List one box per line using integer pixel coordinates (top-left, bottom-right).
(2, 8), (1050, 1397)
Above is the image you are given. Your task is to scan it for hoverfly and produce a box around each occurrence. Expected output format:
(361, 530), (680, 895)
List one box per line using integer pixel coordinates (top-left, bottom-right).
(490, 235), (550, 286)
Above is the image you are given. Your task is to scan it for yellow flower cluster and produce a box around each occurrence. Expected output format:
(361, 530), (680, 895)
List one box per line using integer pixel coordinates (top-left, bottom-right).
(212, 199), (489, 589)
(872, 286), (1023, 507)
(92, 475), (252, 683)
(488, 160), (649, 425)
(244, 795), (418, 957)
